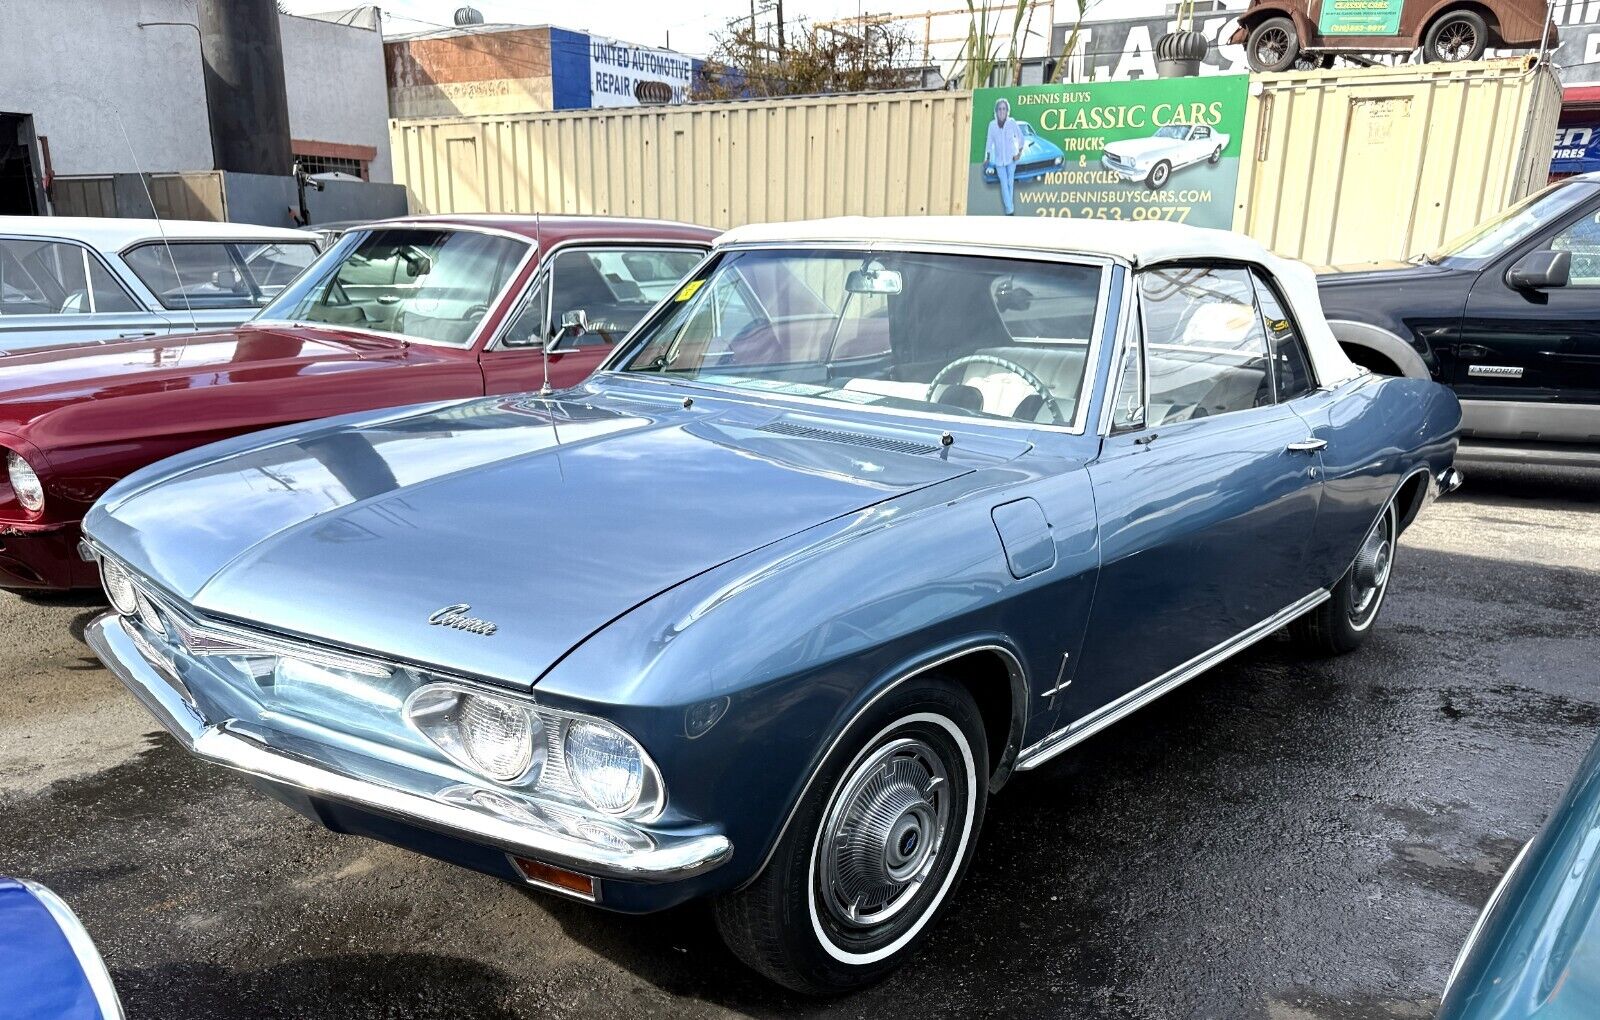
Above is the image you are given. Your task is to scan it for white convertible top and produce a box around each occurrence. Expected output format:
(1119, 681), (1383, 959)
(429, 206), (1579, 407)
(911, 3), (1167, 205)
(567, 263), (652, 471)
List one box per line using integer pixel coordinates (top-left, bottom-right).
(0, 215), (314, 253)
(715, 216), (1360, 388)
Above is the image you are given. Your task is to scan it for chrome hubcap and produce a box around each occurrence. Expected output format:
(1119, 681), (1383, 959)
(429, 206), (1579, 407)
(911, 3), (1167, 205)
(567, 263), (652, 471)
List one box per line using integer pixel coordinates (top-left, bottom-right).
(819, 737), (951, 929)
(1350, 510), (1394, 627)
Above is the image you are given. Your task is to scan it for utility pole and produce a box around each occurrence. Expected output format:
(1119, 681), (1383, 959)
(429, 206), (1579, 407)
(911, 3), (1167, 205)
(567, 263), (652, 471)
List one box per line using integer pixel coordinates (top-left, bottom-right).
(776, 0), (785, 55)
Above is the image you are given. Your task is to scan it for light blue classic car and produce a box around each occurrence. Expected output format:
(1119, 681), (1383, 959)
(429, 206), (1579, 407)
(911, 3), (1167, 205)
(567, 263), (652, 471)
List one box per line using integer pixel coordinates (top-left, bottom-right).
(1440, 729), (1600, 1017)
(83, 217), (1461, 993)
(982, 121), (1067, 182)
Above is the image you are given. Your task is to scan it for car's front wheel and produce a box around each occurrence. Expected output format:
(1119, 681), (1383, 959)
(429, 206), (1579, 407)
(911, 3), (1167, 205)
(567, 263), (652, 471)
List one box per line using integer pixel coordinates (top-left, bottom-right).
(1290, 502), (1397, 656)
(714, 676), (988, 994)
(1247, 16), (1300, 72)
(1146, 160), (1172, 190)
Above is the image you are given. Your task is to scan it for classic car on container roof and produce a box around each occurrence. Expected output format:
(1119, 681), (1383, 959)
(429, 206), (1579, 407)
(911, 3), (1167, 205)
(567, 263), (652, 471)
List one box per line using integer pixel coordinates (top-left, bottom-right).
(0, 214), (714, 593)
(0, 216), (320, 354)
(1231, 0), (1558, 72)
(85, 216), (1461, 993)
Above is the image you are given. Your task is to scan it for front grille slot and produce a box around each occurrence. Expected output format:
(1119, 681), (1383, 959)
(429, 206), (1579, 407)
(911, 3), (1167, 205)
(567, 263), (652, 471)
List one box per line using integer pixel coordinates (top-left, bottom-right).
(757, 420), (940, 456)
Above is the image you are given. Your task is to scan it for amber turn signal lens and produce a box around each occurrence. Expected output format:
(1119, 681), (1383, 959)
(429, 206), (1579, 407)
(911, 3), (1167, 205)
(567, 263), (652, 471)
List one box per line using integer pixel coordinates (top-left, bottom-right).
(510, 857), (596, 900)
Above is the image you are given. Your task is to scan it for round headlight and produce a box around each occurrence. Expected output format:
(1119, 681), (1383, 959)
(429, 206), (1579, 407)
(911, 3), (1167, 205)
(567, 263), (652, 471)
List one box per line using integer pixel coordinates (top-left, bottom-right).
(100, 559), (139, 617)
(406, 685), (544, 785)
(6, 451), (43, 512)
(563, 720), (647, 816)
(458, 692), (539, 782)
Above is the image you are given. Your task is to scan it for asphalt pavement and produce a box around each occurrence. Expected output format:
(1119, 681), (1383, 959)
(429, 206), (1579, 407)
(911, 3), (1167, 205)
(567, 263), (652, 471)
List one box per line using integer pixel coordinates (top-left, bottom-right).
(1, 463), (1596, 1019)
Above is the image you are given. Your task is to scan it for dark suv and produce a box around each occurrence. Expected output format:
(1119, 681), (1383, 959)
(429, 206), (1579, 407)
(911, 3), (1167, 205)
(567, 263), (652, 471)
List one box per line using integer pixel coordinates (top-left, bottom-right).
(1317, 172), (1600, 466)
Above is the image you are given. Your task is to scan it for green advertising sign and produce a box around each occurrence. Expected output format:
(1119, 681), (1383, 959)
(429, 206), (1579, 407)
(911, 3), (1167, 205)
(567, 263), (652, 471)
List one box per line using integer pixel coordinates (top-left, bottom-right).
(967, 75), (1249, 228)
(1318, 0), (1404, 36)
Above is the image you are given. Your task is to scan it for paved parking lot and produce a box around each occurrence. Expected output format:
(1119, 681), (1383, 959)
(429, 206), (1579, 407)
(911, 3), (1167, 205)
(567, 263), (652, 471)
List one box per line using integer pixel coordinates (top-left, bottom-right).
(1, 464), (1596, 1019)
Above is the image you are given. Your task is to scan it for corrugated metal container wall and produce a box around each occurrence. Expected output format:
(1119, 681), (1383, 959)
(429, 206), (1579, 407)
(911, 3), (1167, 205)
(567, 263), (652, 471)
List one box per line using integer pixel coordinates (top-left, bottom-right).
(392, 91), (974, 228)
(1234, 58), (1561, 265)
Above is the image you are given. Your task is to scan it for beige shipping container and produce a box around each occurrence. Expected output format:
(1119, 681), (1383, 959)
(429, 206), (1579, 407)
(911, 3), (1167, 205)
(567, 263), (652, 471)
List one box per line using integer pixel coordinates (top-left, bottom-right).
(391, 90), (973, 228)
(392, 57), (1559, 264)
(1235, 56), (1561, 265)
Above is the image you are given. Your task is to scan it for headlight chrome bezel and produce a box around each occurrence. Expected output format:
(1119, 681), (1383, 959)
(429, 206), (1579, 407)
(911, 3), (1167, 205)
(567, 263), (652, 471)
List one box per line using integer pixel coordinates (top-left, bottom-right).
(6, 450), (44, 513)
(405, 681), (666, 823)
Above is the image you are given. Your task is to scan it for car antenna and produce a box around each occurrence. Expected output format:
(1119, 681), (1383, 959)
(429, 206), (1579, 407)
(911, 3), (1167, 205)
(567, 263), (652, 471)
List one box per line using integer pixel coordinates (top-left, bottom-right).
(114, 111), (199, 336)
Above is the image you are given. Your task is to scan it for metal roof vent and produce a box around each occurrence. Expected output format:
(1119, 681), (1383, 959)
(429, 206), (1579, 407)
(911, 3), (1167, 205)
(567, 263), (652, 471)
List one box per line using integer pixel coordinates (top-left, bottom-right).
(454, 6), (485, 26)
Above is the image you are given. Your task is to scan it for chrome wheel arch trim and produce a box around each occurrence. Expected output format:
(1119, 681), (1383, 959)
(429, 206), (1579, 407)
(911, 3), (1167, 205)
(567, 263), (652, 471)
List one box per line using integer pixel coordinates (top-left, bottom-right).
(739, 639), (1028, 891)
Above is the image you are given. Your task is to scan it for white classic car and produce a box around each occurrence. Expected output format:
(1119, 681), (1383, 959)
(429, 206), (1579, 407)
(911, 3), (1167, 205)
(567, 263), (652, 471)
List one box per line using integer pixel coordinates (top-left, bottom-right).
(0, 216), (320, 355)
(1101, 124), (1230, 191)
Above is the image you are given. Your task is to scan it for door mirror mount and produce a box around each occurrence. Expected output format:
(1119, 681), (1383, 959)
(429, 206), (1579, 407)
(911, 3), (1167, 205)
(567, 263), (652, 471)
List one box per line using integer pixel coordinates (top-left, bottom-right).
(545, 309), (589, 353)
(1507, 250), (1571, 290)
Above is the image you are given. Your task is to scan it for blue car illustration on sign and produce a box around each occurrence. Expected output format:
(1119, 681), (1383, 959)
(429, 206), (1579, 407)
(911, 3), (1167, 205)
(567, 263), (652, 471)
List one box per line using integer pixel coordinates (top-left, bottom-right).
(84, 217), (1462, 994)
(983, 121), (1066, 182)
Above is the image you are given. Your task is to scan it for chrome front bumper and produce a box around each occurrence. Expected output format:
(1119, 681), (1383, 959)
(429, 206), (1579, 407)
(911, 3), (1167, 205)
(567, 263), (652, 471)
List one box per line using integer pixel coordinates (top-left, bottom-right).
(86, 613), (733, 884)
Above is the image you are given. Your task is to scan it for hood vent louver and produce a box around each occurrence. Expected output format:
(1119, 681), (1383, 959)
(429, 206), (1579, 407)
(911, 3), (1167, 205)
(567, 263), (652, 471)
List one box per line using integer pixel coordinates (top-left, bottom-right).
(757, 419), (941, 456)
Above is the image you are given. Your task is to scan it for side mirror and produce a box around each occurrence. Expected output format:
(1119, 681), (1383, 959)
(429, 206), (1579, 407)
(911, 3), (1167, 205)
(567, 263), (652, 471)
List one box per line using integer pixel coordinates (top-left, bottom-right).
(545, 309), (589, 352)
(1507, 250), (1570, 290)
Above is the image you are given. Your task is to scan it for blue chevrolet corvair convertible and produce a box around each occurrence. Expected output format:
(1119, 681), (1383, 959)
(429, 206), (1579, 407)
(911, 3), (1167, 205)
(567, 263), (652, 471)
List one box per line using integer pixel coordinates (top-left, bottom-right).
(83, 217), (1461, 993)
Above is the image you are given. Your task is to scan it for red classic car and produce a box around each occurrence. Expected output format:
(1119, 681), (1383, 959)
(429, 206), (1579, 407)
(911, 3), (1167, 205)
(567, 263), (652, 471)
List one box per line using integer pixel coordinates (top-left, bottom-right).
(0, 214), (716, 592)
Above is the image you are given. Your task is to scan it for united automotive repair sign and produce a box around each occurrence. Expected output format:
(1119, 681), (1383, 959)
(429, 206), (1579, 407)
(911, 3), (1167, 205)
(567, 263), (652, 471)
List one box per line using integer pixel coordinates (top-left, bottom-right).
(1318, 0), (1405, 36)
(966, 76), (1248, 228)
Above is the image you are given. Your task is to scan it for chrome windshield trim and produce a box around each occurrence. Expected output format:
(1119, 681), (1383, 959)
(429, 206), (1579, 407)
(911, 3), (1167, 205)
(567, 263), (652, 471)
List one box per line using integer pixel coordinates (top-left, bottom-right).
(253, 222), (538, 350)
(599, 242), (1119, 437)
(1015, 588), (1331, 771)
(19, 879), (125, 1020)
(86, 614), (731, 883)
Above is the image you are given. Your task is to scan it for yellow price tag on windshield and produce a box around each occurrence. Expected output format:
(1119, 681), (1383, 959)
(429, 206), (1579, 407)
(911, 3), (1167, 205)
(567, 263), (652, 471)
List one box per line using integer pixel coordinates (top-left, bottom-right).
(674, 279), (705, 302)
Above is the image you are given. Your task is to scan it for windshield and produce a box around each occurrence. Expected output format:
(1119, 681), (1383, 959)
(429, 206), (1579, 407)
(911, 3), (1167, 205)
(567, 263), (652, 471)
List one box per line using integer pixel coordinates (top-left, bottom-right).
(1425, 182), (1595, 264)
(1155, 125), (1188, 140)
(259, 226), (530, 345)
(615, 248), (1105, 427)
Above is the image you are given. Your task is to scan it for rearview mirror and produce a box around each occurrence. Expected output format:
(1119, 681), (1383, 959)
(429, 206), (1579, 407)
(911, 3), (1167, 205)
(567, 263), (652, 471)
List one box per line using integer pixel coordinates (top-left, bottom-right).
(545, 309), (589, 352)
(845, 268), (902, 295)
(1507, 250), (1570, 290)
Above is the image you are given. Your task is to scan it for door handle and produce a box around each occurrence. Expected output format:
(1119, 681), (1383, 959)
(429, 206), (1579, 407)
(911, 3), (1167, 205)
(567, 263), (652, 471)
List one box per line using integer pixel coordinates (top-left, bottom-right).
(1287, 438), (1327, 453)
(117, 330), (159, 338)
(1457, 343), (1490, 358)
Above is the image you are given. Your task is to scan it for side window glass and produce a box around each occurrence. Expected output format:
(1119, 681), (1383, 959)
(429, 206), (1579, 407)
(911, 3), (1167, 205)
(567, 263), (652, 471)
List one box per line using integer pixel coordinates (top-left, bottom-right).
(498, 274), (549, 348)
(1251, 271), (1315, 401)
(87, 258), (140, 312)
(0, 240), (81, 314)
(125, 242), (253, 310)
(551, 248), (704, 348)
(1139, 265), (1272, 427)
(1551, 211), (1600, 286)
(1110, 320), (1146, 432)
(236, 243), (318, 301)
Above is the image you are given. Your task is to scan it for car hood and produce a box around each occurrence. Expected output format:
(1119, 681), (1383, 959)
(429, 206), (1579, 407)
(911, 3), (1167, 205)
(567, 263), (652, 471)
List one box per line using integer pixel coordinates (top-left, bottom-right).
(0, 323), (402, 410)
(89, 384), (1015, 688)
(1313, 259), (1458, 285)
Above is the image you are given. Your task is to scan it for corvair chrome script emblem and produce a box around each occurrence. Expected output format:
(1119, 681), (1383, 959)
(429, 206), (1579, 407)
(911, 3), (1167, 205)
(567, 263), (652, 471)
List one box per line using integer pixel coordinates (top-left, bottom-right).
(428, 604), (498, 636)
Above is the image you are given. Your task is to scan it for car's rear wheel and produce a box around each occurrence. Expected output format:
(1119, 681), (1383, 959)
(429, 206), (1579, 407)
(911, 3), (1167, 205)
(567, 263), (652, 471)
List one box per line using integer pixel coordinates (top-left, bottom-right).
(714, 676), (988, 994)
(1247, 16), (1300, 72)
(1147, 160), (1172, 190)
(1208, 145), (1223, 165)
(1291, 502), (1397, 656)
(1424, 11), (1488, 62)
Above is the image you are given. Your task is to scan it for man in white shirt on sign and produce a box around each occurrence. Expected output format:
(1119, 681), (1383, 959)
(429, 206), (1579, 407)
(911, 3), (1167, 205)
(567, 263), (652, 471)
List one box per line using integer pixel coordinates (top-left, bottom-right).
(985, 98), (1026, 215)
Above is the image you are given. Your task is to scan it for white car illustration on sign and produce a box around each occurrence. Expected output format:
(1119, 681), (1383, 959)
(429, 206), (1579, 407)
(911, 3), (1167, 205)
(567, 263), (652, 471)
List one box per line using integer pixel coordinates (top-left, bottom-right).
(1101, 124), (1229, 191)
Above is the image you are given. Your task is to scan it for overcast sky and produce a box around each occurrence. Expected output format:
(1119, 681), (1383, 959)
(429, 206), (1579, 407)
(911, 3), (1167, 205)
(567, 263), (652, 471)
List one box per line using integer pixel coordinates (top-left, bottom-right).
(286, 0), (1197, 59)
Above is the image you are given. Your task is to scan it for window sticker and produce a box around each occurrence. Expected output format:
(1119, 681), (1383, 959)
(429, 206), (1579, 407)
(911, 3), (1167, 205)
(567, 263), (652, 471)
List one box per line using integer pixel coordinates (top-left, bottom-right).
(674, 279), (706, 302)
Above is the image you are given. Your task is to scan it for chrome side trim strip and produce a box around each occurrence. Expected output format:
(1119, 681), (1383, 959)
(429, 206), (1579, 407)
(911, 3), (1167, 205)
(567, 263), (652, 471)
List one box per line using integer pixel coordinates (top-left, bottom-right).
(1013, 588), (1330, 771)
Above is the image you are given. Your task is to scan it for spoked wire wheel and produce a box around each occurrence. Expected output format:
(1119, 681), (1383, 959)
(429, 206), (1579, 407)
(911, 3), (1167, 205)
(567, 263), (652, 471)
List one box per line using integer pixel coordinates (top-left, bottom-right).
(1434, 20), (1480, 61)
(1254, 26), (1292, 68)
